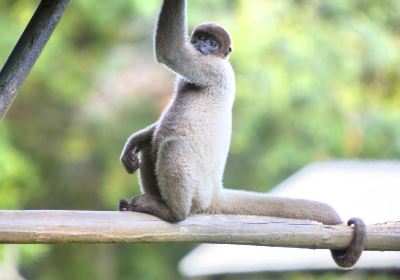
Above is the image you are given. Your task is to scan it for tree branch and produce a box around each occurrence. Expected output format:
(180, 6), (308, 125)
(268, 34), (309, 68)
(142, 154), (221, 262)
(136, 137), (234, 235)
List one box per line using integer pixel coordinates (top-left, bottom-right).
(0, 210), (399, 250)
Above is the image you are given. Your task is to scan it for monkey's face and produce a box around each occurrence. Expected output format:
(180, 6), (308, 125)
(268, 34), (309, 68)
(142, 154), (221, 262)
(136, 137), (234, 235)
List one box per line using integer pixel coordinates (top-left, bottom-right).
(191, 22), (233, 59)
(192, 32), (221, 56)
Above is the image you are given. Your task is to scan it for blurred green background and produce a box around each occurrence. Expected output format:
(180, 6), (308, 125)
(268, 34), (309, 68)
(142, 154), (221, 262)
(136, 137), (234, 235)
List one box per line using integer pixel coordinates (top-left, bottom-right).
(1, 0), (399, 279)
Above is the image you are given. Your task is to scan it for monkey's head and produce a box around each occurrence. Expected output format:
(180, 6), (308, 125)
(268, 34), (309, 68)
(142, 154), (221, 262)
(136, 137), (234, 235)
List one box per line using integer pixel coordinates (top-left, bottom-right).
(190, 22), (232, 59)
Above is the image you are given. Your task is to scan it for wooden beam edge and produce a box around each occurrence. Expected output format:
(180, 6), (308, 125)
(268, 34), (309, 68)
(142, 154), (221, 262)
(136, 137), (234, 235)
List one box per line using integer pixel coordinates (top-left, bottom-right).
(0, 210), (399, 251)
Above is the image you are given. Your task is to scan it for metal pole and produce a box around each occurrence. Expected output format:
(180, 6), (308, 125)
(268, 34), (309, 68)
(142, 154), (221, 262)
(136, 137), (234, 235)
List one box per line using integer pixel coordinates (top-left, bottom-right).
(0, 0), (70, 121)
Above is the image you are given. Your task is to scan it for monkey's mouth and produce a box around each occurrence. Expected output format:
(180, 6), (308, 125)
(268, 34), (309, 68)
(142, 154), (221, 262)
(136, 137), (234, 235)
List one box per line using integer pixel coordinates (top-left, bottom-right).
(194, 44), (211, 55)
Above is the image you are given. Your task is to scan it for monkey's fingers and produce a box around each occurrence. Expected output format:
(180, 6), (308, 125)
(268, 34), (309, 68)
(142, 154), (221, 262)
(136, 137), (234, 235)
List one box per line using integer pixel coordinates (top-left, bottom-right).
(131, 146), (139, 155)
(121, 155), (140, 174)
(331, 217), (366, 268)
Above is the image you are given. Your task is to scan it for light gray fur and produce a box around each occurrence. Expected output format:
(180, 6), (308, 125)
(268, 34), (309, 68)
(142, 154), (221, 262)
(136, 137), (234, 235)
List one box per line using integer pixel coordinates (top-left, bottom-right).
(119, 0), (365, 268)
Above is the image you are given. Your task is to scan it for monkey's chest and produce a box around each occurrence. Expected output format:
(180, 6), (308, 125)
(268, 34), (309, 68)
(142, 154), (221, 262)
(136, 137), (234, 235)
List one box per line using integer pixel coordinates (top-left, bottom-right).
(155, 94), (232, 165)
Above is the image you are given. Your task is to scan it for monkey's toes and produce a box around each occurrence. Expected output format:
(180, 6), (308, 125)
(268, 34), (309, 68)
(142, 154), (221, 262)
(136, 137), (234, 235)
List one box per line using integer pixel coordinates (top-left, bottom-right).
(129, 196), (142, 208)
(118, 199), (132, 211)
(128, 195), (153, 212)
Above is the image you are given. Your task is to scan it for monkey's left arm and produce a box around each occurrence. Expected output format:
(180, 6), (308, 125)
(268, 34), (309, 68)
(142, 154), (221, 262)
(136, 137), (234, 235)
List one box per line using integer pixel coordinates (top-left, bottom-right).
(154, 0), (222, 86)
(120, 123), (156, 174)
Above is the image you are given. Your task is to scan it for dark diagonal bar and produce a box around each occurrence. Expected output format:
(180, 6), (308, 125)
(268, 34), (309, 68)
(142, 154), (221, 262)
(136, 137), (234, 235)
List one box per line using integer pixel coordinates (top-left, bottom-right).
(0, 0), (70, 121)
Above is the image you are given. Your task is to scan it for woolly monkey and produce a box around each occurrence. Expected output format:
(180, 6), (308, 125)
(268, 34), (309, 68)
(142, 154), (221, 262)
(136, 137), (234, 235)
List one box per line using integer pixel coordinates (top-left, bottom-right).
(119, 0), (366, 268)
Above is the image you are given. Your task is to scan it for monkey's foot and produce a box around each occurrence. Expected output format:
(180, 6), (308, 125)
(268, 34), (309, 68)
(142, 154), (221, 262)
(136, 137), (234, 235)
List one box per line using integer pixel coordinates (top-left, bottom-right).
(118, 195), (158, 212)
(129, 194), (160, 213)
(331, 217), (366, 268)
(123, 194), (180, 222)
(118, 198), (134, 211)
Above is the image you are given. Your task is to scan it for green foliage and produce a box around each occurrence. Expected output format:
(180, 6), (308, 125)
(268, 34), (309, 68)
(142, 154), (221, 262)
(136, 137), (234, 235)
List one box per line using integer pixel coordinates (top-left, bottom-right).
(0, 126), (40, 208)
(226, 0), (400, 190)
(0, 0), (399, 279)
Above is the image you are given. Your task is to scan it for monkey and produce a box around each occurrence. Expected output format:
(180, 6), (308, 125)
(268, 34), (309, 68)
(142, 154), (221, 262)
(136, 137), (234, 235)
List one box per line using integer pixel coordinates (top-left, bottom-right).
(119, 0), (366, 268)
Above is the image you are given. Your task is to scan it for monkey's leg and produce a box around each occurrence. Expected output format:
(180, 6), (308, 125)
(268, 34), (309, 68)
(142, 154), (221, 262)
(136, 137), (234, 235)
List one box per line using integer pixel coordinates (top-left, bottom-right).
(119, 146), (161, 211)
(118, 144), (160, 211)
(154, 137), (199, 222)
(121, 138), (197, 222)
(331, 218), (366, 268)
(138, 145), (160, 197)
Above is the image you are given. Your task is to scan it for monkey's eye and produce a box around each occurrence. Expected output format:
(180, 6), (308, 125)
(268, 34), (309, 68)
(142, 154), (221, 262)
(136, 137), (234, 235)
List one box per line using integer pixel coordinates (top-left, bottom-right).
(209, 41), (217, 47)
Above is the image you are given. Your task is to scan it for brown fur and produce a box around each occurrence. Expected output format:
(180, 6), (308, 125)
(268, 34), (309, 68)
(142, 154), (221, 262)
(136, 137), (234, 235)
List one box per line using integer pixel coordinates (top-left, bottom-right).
(190, 22), (233, 58)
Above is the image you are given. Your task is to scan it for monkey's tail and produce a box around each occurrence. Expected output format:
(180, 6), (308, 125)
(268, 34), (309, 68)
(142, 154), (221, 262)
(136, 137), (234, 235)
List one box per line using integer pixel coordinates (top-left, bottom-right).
(213, 188), (342, 224)
(331, 218), (366, 268)
(211, 188), (366, 268)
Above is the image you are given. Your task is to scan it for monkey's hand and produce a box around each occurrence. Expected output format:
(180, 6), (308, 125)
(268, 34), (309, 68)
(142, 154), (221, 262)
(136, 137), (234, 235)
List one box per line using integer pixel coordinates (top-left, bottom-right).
(120, 123), (156, 174)
(120, 146), (140, 174)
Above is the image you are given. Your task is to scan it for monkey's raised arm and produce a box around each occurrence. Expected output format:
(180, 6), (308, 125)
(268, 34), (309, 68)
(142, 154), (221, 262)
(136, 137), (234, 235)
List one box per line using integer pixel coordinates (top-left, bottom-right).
(155, 0), (224, 86)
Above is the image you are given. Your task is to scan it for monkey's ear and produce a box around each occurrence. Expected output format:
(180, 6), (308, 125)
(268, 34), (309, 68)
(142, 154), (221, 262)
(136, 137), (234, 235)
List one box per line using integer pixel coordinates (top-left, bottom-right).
(224, 47), (232, 57)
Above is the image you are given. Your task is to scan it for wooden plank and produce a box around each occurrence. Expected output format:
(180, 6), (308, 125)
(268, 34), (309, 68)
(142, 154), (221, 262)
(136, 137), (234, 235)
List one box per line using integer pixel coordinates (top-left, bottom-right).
(0, 210), (399, 250)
